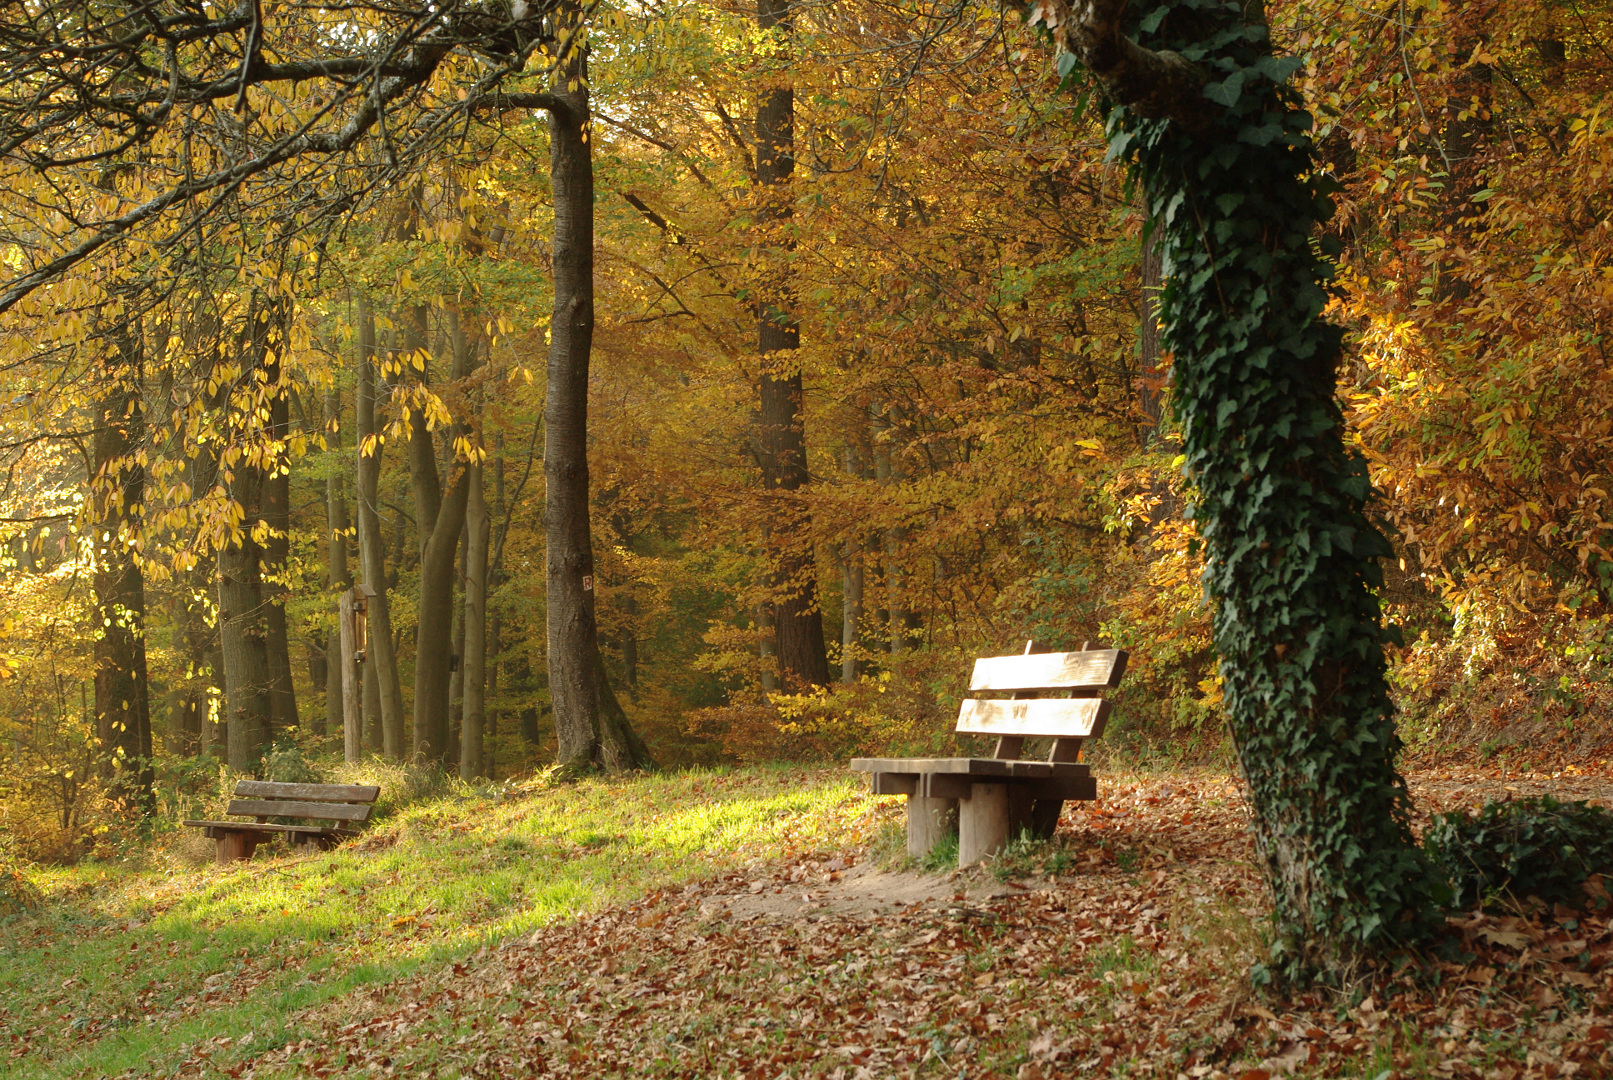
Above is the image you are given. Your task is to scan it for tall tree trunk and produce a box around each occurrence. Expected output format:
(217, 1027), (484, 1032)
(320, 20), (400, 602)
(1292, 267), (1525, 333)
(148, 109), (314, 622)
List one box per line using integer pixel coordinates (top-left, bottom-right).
(619, 593), (638, 697)
(1137, 232), (1165, 432)
(408, 309), (474, 765)
(460, 456), (489, 781)
(754, 0), (830, 688)
(92, 338), (153, 813)
(841, 544), (862, 684)
(449, 526), (467, 733)
(355, 298), (406, 759)
(543, 25), (654, 775)
(871, 403), (907, 653)
(218, 452), (271, 774)
(1056, 0), (1439, 977)
(263, 384), (298, 733)
(217, 311), (281, 774)
(324, 384), (351, 740)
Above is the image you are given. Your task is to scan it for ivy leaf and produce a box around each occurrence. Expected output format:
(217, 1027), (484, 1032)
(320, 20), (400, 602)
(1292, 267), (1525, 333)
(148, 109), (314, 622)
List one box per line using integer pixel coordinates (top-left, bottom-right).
(1202, 70), (1246, 108)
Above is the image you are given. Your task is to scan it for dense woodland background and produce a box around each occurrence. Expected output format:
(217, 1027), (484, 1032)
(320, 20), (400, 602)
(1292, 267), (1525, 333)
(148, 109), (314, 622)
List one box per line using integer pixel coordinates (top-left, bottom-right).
(0, 0), (1609, 863)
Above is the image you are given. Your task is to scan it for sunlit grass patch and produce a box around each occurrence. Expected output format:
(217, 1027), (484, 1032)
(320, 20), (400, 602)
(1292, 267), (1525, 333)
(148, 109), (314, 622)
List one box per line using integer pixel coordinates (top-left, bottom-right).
(0, 765), (879, 1080)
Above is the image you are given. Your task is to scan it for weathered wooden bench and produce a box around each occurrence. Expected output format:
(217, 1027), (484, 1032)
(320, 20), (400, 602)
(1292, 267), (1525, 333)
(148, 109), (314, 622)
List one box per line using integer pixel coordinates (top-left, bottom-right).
(851, 641), (1128, 866)
(182, 780), (381, 865)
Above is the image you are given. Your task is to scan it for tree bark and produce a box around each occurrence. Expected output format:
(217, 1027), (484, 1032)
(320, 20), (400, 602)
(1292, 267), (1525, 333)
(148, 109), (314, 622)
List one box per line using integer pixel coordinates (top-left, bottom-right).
(263, 383), (298, 733)
(460, 456), (489, 781)
(324, 384), (351, 740)
(543, 23), (654, 775)
(408, 308), (474, 765)
(218, 451), (271, 774)
(1137, 231), (1166, 431)
(841, 544), (862, 683)
(355, 298), (406, 759)
(92, 336), (153, 813)
(753, 0), (830, 688)
(871, 403), (908, 653)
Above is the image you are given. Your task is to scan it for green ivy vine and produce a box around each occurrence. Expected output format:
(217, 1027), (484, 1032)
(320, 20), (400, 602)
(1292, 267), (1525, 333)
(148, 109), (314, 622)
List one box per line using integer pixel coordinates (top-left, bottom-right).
(1073, 0), (1446, 978)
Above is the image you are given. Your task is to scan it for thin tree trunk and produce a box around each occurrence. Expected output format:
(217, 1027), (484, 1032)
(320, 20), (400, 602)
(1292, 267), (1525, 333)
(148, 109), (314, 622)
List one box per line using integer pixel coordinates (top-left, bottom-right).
(757, 603), (778, 692)
(449, 525), (467, 733)
(460, 457), (489, 781)
(871, 403), (907, 653)
(754, 0), (830, 688)
(355, 298), (406, 759)
(218, 457), (271, 774)
(841, 544), (862, 684)
(324, 384), (351, 740)
(92, 338), (153, 813)
(409, 309), (474, 765)
(543, 24), (653, 775)
(619, 594), (638, 697)
(263, 386), (298, 733)
(1137, 232), (1165, 431)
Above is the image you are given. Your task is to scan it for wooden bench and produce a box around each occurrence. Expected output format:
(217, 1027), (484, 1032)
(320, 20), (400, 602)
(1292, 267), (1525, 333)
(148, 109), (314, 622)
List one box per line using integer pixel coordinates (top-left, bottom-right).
(182, 780), (381, 864)
(851, 641), (1127, 866)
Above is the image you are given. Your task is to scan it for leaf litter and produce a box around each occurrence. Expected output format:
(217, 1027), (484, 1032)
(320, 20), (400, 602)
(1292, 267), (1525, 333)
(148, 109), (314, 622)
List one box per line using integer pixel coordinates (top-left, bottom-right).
(121, 769), (1613, 1078)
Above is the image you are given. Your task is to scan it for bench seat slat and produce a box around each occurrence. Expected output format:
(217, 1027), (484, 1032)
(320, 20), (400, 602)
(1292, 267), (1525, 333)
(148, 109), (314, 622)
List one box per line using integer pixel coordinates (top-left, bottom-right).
(230, 781), (380, 803)
(181, 820), (359, 836)
(849, 757), (1090, 778)
(225, 798), (373, 822)
(969, 649), (1127, 692)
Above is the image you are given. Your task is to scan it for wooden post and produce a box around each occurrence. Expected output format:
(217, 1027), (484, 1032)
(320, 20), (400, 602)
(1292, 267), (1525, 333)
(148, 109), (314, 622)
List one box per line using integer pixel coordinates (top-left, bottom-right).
(339, 586), (374, 763)
(906, 796), (958, 857)
(958, 783), (1009, 865)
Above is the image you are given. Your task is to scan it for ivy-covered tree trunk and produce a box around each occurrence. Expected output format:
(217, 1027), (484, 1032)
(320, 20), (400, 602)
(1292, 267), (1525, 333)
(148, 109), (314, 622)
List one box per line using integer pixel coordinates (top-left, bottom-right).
(1040, 0), (1438, 978)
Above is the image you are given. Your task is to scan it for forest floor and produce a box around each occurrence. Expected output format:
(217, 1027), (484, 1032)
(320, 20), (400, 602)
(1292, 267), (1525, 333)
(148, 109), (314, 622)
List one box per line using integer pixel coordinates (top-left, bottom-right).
(4, 764), (1612, 1080)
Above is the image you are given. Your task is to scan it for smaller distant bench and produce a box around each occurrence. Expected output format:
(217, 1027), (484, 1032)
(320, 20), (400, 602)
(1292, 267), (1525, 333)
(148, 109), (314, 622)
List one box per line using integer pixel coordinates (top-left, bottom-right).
(851, 642), (1127, 866)
(183, 781), (380, 864)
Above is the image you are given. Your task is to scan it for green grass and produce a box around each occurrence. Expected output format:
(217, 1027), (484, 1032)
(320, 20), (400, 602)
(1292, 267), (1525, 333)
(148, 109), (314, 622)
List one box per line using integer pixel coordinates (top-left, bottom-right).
(0, 765), (884, 1079)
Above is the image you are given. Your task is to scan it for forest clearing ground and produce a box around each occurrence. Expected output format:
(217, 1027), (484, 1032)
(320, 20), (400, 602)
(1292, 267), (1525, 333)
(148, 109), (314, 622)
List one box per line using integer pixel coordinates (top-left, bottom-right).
(6, 766), (1613, 1079)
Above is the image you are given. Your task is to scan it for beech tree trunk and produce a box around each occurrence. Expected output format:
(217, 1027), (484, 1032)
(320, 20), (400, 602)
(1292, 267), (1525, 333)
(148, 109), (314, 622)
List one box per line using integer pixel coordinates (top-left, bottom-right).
(543, 27), (654, 774)
(841, 545), (862, 684)
(263, 386), (298, 733)
(325, 384), (351, 740)
(460, 456), (490, 781)
(355, 298), (406, 759)
(92, 339), (153, 813)
(408, 308), (474, 765)
(218, 446), (271, 774)
(217, 312), (284, 774)
(753, 0), (830, 688)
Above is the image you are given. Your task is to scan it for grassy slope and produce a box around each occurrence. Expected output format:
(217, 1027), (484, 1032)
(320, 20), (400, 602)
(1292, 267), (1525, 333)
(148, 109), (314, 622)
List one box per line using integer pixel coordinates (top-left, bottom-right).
(1, 766), (880, 1079)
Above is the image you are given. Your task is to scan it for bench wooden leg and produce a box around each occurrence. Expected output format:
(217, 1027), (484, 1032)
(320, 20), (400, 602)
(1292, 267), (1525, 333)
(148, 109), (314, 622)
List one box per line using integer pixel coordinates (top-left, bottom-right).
(906, 796), (958, 857)
(1008, 788), (1064, 841)
(293, 833), (337, 856)
(958, 783), (1009, 865)
(214, 832), (259, 865)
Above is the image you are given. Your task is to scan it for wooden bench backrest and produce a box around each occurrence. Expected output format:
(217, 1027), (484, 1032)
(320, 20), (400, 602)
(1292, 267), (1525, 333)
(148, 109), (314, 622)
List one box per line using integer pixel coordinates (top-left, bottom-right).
(956, 642), (1128, 762)
(227, 780), (381, 824)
